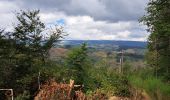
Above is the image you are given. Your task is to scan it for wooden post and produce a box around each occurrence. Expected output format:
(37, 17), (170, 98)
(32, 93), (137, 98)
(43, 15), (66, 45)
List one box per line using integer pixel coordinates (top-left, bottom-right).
(68, 79), (74, 98)
(121, 50), (124, 74)
(118, 50), (124, 74)
(119, 58), (122, 73)
(155, 38), (158, 78)
(38, 72), (41, 90)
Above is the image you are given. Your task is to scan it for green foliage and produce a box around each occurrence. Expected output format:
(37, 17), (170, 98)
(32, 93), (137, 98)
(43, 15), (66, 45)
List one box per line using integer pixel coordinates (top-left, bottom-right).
(65, 43), (88, 84)
(123, 61), (132, 75)
(86, 89), (108, 100)
(0, 3), (169, 98)
(140, 0), (170, 80)
(83, 65), (131, 97)
(128, 71), (170, 99)
(0, 10), (64, 99)
(63, 45), (131, 97)
(66, 43), (87, 67)
(15, 91), (30, 100)
(112, 75), (131, 97)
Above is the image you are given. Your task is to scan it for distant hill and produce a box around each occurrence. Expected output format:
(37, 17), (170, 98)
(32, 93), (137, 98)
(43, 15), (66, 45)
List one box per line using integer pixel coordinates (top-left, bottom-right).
(56, 40), (147, 49)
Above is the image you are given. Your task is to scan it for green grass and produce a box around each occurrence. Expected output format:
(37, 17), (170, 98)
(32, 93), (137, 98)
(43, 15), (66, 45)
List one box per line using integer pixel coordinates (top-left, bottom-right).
(128, 75), (170, 99)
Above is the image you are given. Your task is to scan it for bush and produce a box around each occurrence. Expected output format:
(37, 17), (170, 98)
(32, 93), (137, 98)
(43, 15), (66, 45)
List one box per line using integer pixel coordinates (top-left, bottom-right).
(15, 91), (30, 100)
(84, 66), (131, 97)
(111, 75), (131, 97)
(128, 74), (170, 99)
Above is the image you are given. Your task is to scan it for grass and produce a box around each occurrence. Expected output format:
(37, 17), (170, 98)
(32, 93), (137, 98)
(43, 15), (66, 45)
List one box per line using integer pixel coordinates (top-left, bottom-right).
(128, 75), (170, 99)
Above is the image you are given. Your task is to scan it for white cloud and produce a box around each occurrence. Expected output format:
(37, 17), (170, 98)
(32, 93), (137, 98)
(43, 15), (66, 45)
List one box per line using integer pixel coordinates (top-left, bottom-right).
(0, 0), (149, 41)
(39, 11), (66, 24)
(0, 1), (19, 30)
(63, 15), (149, 41)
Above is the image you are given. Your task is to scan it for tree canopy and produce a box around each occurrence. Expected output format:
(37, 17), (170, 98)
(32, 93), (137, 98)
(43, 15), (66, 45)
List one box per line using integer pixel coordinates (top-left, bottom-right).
(140, 0), (170, 80)
(0, 10), (64, 98)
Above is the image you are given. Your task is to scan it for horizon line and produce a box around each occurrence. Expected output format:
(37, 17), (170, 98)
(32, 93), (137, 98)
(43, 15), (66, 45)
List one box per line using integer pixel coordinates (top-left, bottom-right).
(59, 39), (147, 42)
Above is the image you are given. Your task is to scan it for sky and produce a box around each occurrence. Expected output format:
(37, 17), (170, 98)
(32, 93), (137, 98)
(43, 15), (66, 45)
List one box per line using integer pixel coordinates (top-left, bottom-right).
(0, 0), (149, 41)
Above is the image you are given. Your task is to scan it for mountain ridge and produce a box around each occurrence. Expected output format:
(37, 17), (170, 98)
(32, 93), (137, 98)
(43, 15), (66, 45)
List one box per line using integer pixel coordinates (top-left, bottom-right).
(57, 40), (147, 49)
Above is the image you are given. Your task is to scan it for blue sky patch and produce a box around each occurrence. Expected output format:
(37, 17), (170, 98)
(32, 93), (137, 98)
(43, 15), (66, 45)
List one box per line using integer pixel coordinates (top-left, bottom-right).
(56, 19), (65, 25)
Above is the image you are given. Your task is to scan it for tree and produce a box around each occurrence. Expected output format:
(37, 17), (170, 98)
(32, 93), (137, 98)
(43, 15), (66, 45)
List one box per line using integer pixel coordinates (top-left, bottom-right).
(65, 43), (88, 84)
(13, 10), (63, 64)
(140, 0), (170, 80)
(0, 10), (64, 98)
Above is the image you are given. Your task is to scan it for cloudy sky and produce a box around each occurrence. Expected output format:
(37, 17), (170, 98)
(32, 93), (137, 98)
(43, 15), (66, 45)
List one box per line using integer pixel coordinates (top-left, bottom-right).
(0, 0), (149, 41)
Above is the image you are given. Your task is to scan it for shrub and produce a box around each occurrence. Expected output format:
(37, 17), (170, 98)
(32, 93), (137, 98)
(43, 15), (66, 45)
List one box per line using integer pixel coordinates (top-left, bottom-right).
(15, 91), (30, 100)
(128, 74), (170, 99)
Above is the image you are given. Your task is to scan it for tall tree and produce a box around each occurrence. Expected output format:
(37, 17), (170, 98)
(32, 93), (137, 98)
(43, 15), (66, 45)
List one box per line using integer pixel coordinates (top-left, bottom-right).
(66, 43), (88, 84)
(13, 10), (63, 64)
(140, 0), (170, 80)
(0, 10), (64, 98)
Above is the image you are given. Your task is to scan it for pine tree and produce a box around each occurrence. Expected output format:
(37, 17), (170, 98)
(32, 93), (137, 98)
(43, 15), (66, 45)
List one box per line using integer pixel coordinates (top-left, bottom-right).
(66, 43), (88, 84)
(0, 10), (64, 97)
(140, 0), (170, 80)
